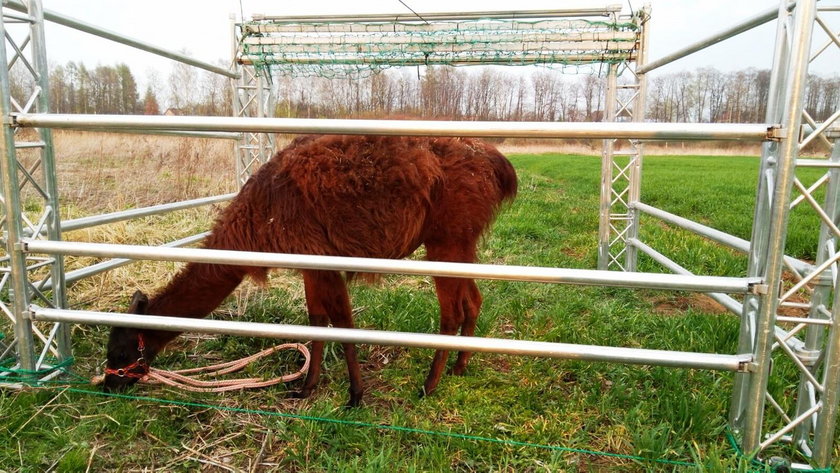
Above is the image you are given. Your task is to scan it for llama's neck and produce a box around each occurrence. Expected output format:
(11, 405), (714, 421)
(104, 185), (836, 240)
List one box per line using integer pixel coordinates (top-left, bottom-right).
(147, 262), (246, 319)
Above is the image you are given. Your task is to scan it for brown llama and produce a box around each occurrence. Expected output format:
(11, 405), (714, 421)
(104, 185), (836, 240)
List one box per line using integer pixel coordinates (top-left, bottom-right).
(104, 134), (518, 406)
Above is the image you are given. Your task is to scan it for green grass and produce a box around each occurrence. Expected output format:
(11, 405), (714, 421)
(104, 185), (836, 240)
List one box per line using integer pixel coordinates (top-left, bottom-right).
(1, 153), (837, 471)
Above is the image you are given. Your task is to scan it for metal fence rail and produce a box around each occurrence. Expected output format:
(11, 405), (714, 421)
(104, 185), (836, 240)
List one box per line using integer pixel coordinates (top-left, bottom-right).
(31, 306), (753, 372)
(3, 0), (238, 78)
(27, 193), (235, 236)
(12, 114), (774, 141)
(23, 239), (762, 294)
(633, 201), (813, 274)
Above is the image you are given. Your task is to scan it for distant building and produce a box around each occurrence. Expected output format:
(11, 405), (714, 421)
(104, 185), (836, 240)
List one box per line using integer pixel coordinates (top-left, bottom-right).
(164, 108), (184, 116)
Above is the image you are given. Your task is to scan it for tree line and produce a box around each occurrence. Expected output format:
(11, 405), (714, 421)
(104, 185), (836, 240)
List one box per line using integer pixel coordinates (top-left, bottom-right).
(8, 61), (839, 124)
(278, 66), (839, 124)
(9, 60), (230, 116)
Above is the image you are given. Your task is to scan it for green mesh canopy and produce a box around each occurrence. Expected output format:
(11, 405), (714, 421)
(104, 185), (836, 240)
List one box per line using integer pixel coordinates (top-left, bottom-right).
(238, 17), (641, 78)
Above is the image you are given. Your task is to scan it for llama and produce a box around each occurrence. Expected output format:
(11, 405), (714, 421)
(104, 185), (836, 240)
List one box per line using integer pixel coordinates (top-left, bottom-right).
(104, 134), (517, 406)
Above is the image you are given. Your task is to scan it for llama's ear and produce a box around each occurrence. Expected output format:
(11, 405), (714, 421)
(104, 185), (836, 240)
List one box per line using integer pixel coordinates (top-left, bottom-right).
(129, 290), (149, 314)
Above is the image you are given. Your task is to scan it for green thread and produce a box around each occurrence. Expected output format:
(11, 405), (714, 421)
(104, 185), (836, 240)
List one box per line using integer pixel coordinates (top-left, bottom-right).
(7, 365), (831, 471)
(43, 385), (694, 468)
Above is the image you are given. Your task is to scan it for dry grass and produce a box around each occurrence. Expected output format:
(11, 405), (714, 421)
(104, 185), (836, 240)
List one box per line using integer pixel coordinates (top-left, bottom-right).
(34, 131), (235, 311)
(52, 130), (237, 213)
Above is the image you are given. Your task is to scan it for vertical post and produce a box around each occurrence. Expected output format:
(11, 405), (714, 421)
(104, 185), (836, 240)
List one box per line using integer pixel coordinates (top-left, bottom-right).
(28, 0), (70, 359)
(736, 0), (817, 457)
(0, 9), (35, 371)
(624, 8), (650, 272)
(597, 7), (649, 272)
(730, 1), (792, 432)
(231, 15), (275, 187)
(791, 132), (839, 456)
(1, 0), (69, 377)
(598, 63), (618, 270)
(811, 130), (840, 466)
(257, 73), (275, 162)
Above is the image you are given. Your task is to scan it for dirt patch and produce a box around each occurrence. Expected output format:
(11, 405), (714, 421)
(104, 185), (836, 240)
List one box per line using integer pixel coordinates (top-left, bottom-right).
(652, 294), (729, 315)
(777, 270), (813, 318)
(362, 345), (406, 373)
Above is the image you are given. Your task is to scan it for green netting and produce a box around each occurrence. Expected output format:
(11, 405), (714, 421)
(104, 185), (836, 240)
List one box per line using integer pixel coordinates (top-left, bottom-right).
(725, 428), (833, 473)
(0, 355), (84, 385)
(239, 18), (640, 79)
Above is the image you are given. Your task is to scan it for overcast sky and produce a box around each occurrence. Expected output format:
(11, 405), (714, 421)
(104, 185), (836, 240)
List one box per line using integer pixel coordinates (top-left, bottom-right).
(29, 0), (840, 91)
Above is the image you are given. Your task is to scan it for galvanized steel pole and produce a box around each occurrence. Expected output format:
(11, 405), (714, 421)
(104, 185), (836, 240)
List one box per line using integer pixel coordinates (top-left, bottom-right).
(12, 114), (773, 141)
(633, 202), (813, 275)
(637, 2), (795, 74)
(25, 0), (71, 362)
(810, 132), (840, 466)
(740, 0), (817, 457)
(31, 306), (752, 372)
(23, 239), (762, 294)
(597, 63), (618, 270)
(256, 7), (623, 23)
(624, 8), (650, 272)
(730, 0), (795, 437)
(0, 4), (36, 371)
(3, 0), (240, 79)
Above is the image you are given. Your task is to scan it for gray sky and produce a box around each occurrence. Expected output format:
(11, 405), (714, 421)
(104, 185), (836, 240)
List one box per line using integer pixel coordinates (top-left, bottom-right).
(33, 0), (840, 91)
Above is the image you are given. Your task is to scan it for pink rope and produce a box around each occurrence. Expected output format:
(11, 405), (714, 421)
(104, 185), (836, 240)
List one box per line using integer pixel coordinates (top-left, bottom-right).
(94, 343), (311, 393)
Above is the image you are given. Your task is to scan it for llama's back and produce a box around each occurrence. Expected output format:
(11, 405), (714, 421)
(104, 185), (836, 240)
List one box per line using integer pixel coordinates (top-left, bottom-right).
(207, 135), (517, 266)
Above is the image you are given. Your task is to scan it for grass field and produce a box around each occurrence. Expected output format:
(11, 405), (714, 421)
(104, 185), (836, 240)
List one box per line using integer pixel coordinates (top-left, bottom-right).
(0, 134), (837, 472)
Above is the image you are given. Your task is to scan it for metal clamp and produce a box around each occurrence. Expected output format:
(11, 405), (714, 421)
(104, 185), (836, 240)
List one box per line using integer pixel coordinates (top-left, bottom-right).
(3, 113), (21, 127)
(750, 283), (770, 295)
(766, 125), (784, 142)
(794, 347), (822, 367)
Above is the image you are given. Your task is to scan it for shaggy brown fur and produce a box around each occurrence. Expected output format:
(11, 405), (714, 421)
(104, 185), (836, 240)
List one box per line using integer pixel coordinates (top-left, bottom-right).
(105, 134), (517, 405)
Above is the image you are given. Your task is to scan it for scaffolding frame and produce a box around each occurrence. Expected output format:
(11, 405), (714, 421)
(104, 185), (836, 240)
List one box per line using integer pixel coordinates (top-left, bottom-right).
(1, 1), (839, 469)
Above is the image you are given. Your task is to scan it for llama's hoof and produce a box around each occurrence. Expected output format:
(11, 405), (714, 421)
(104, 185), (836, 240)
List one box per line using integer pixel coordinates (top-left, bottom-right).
(418, 385), (436, 399)
(288, 389), (313, 400)
(346, 391), (363, 408)
(450, 365), (467, 376)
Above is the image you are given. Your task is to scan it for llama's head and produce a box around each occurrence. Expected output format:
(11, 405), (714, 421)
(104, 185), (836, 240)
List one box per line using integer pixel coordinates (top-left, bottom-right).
(103, 291), (159, 392)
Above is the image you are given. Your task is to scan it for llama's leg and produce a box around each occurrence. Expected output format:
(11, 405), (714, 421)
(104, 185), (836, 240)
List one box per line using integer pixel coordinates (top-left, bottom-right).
(291, 271), (331, 400)
(422, 276), (467, 397)
(422, 240), (482, 394)
(300, 270), (364, 407)
(451, 280), (482, 376)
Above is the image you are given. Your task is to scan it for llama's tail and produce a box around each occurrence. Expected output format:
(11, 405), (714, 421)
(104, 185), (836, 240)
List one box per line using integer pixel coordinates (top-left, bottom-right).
(489, 150), (518, 205)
